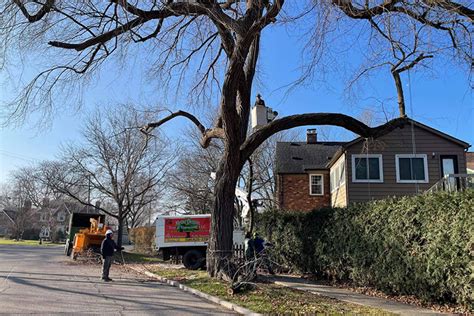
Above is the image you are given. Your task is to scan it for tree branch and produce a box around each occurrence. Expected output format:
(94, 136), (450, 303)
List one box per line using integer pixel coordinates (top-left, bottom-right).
(240, 113), (409, 161)
(143, 110), (224, 148)
(13, 0), (55, 23)
(424, 0), (474, 21)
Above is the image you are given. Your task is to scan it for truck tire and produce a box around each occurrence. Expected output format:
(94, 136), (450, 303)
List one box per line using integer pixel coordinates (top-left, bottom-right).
(183, 250), (205, 270)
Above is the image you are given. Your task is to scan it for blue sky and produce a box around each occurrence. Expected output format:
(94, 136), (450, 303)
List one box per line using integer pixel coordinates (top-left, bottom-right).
(1, 13), (473, 182)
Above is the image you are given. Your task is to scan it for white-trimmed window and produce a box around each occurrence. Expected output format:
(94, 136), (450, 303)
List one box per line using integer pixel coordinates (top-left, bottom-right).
(395, 154), (429, 183)
(40, 226), (50, 238)
(57, 212), (66, 222)
(309, 174), (324, 196)
(330, 159), (346, 192)
(351, 154), (383, 183)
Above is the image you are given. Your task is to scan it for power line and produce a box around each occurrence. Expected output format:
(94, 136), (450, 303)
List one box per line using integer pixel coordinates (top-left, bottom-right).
(0, 150), (41, 162)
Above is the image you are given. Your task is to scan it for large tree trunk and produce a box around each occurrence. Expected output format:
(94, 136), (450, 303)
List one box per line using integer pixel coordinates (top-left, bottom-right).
(207, 149), (241, 279)
(116, 209), (124, 248)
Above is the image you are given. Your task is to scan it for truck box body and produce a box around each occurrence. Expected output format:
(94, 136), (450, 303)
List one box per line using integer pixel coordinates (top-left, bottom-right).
(155, 214), (245, 250)
(155, 214), (211, 249)
(155, 214), (244, 269)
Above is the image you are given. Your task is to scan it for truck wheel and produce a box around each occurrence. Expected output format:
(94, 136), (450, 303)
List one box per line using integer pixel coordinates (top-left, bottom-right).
(183, 250), (205, 270)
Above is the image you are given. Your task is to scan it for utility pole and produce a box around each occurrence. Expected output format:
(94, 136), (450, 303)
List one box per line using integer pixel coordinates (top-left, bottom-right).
(87, 174), (91, 208)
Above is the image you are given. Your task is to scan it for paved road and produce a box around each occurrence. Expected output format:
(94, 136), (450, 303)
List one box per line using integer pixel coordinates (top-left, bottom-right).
(0, 245), (234, 315)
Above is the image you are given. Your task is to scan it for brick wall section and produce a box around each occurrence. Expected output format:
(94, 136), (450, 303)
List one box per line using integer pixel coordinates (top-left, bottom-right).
(467, 152), (474, 171)
(277, 172), (331, 212)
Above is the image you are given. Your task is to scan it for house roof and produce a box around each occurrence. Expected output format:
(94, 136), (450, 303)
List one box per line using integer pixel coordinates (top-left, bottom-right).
(1, 209), (17, 222)
(341, 118), (469, 151)
(276, 118), (470, 174)
(326, 118), (470, 168)
(275, 142), (345, 173)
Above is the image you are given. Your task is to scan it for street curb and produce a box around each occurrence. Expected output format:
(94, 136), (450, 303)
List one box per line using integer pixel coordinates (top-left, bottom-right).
(129, 266), (261, 316)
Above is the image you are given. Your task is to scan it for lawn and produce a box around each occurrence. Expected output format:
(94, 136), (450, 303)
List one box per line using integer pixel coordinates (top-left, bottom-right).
(147, 266), (395, 315)
(120, 251), (163, 264)
(0, 238), (60, 246)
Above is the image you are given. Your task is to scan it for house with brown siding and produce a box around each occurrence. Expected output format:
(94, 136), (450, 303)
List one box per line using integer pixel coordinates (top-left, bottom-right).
(275, 119), (470, 211)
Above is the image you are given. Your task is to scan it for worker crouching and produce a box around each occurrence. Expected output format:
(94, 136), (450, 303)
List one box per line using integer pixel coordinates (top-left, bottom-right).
(100, 230), (123, 281)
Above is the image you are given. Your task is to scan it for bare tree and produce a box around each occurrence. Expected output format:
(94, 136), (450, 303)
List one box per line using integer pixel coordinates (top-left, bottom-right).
(1, 0), (471, 278)
(166, 126), (222, 215)
(125, 175), (164, 228)
(340, 1), (472, 116)
(39, 105), (173, 247)
(0, 180), (34, 240)
(9, 166), (64, 208)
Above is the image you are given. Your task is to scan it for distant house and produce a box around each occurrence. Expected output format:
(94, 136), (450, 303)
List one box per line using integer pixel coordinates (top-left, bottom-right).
(34, 199), (102, 240)
(275, 118), (470, 211)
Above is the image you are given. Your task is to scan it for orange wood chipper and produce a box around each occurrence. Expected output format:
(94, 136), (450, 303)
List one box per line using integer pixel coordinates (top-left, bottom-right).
(71, 217), (110, 260)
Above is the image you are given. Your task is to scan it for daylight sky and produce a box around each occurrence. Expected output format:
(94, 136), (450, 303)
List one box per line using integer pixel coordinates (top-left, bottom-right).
(1, 10), (473, 182)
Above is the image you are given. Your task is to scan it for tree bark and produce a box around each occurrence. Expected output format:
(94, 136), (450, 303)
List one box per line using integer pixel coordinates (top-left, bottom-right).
(392, 70), (406, 117)
(207, 149), (241, 279)
(246, 158), (255, 234)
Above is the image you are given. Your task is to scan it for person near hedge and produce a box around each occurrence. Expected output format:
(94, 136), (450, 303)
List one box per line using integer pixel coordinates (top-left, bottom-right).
(244, 232), (255, 261)
(253, 232), (275, 275)
(100, 229), (123, 281)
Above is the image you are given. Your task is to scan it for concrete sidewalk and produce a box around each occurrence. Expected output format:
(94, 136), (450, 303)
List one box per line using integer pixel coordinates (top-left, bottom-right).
(268, 275), (452, 316)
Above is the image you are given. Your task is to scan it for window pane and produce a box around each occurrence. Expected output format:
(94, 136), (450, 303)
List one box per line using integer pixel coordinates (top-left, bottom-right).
(368, 158), (380, 180)
(412, 158), (425, 180)
(355, 158), (367, 180)
(399, 158), (412, 180)
(311, 175), (322, 195)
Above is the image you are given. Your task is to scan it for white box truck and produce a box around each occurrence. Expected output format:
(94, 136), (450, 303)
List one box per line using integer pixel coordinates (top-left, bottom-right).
(155, 214), (244, 269)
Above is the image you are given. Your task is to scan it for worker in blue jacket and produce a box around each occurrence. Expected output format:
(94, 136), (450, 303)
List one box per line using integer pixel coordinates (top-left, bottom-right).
(253, 232), (275, 275)
(100, 230), (123, 281)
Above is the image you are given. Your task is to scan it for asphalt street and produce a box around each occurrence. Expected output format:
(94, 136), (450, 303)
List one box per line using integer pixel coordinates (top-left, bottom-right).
(0, 245), (235, 315)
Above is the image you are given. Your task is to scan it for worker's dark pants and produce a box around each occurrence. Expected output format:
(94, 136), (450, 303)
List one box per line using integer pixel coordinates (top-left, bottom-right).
(102, 256), (113, 279)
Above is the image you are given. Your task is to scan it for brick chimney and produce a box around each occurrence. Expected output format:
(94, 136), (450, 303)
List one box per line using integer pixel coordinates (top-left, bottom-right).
(306, 129), (317, 144)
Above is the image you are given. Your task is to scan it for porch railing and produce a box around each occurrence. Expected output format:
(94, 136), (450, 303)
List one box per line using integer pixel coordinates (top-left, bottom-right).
(426, 173), (474, 194)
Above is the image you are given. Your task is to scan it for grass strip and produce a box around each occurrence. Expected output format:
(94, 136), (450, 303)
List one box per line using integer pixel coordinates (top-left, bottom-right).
(121, 251), (163, 264)
(0, 238), (59, 246)
(148, 266), (395, 315)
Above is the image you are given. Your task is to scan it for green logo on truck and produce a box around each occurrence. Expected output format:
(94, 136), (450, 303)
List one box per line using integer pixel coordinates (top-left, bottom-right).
(176, 219), (199, 233)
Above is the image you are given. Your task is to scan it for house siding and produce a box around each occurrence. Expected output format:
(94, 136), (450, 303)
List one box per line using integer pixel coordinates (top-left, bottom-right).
(345, 125), (467, 203)
(330, 153), (348, 207)
(277, 170), (331, 211)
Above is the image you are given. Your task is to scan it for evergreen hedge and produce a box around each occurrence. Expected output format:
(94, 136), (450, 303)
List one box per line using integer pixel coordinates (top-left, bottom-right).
(258, 190), (474, 309)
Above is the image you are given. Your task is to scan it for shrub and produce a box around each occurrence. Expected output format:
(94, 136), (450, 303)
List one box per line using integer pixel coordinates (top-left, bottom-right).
(51, 229), (66, 242)
(258, 190), (474, 309)
(22, 228), (40, 240)
(129, 226), (156, 253)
